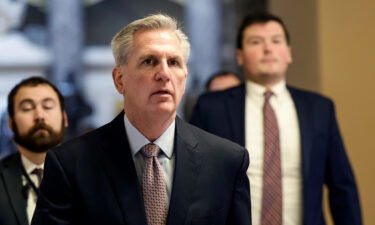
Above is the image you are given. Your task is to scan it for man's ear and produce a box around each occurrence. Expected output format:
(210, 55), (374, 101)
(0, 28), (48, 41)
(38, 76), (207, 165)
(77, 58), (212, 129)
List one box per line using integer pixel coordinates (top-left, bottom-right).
(112, 66), (125, 94)
(62, 111), (69, 128)
(236, 49), (244, 66)
(287, 46), (293, 64)
(8, 117), (14, 132)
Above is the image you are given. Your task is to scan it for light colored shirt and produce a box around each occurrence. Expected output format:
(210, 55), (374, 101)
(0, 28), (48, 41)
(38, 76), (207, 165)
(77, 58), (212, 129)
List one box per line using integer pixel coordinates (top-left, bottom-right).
(124, 114), (175, 204)
(245, 80), (302, 225)
(21, 155), (44, 224)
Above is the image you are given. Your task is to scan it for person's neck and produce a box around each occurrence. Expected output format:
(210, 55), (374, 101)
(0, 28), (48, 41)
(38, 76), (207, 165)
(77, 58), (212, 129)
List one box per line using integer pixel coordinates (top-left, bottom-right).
(248, 79), (282, 89)
(125, 109), (175, 142)
(17, 145), (46, 165)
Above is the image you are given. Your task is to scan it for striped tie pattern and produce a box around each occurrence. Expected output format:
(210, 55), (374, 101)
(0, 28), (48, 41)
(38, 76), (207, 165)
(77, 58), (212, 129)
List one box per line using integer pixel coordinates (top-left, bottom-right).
(261, 91), (282, 225)
(142, 143), (168, 225)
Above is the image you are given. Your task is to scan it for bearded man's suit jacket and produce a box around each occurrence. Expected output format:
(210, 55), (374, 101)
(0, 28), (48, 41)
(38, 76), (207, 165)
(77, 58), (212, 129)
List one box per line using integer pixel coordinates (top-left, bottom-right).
(190, 84), (362, 225)
(0, 153), (28, 225)
(31, 112), (251, 225)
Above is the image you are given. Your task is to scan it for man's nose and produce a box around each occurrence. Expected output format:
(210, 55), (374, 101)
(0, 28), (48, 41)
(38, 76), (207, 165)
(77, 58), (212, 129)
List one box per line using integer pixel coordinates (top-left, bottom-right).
(34, 106), (46, 121)
(264, 41), (273, 53)
(155, 61), (171, 82)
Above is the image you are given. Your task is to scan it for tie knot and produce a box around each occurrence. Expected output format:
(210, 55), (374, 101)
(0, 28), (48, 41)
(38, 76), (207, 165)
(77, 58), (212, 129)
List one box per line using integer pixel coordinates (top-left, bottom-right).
(264, 90), (274, 101)
(142, 143), (161, 158)
(31, 168), (43, 177)
(31, 168), (44, 186)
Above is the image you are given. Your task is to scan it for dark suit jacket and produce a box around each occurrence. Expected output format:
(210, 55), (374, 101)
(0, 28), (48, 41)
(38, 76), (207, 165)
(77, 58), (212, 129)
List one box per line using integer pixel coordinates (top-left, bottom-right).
(190, 84), (362, 225)
(0, 153), (28, 225)
(31, 112), (251, 225)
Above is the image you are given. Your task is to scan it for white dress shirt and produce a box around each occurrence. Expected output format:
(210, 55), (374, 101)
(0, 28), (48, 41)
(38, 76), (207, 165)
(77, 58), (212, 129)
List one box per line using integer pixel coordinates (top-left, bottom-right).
(123, 114), (175, 204)
(245, 80), (302, 225)
(21, 155), (44, 224)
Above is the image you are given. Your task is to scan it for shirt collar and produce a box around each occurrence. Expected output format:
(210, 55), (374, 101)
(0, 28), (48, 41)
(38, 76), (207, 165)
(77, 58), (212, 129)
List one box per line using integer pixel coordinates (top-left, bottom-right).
(246, 79), (288, 99)
(20, 154), (44, 175)
(124, 113), (175, 159)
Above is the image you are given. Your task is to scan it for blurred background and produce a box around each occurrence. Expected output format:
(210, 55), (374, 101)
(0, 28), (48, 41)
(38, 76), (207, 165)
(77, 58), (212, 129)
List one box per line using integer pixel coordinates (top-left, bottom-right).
(0, 0), (374, 224)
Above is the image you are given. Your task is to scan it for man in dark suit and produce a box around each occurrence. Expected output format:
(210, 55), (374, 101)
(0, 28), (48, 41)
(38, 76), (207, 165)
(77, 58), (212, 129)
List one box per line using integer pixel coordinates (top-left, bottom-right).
(190, 13), (362, 225)
(0, 77), (68, 225)
(31, 14), (251, 225)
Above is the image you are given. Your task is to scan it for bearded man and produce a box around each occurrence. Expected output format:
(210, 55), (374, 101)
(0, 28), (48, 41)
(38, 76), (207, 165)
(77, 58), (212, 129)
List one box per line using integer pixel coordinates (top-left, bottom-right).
(0, 76), (68, 225)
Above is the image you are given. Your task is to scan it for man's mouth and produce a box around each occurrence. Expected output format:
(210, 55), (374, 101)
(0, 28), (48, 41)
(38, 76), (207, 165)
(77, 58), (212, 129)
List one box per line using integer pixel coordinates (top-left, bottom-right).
(153, 90), (172, 96)
(34, 128), (49, 134)
(262, 58), (277, 63)
(30, 124), (52, 136)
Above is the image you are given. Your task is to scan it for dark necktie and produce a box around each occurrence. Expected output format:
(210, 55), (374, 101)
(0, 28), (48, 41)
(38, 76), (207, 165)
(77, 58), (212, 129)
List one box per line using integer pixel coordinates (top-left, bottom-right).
(31, 168), (44, 187)
(142, 143), (168, 225)
(261, 91), (282, 225)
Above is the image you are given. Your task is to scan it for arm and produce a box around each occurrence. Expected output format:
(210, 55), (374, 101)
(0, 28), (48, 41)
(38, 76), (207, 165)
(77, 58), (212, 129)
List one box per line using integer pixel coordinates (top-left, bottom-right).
(325, 102), (362, 225)
(226, 149), (251, 225)
(31, 150), (73, 225)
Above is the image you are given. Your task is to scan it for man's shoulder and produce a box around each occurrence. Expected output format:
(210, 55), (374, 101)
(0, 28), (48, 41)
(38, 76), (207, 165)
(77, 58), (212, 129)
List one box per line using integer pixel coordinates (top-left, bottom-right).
(178, 119), (245, 155)
(198, 84), (245, 101)
(0, 152), (21, 172)
(288, 85), (334, 105)
(51, 115), (122, 158)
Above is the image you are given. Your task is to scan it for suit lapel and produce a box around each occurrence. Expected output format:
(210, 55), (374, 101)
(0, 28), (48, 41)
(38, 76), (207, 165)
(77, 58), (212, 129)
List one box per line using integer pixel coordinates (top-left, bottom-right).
(2, 153), (28, 225)
(96, 112), (147, 225)
(288, 87), (313, 181)
(167, 118), (201, 225)
(225, 85), (246, 146)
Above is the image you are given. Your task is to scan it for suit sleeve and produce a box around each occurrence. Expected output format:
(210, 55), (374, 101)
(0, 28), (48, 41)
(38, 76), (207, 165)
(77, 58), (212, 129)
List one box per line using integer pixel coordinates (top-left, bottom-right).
(325, 102), (362, 225)
(31, 150), (73, 225)
(226, 149), (251, 225)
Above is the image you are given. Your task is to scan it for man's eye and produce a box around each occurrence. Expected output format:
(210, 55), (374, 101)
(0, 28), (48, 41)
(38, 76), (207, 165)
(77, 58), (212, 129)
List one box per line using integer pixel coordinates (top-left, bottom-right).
(44, 102), (55, 109)
(43, 105), (54, 110)
(21, 105), (34, 112)
(42, 99), (56, 110)
(142, 58), (156, 66)
(21, 106), (33, 112)
(249, 40), (260, 45)
(169, 59), (180, 67)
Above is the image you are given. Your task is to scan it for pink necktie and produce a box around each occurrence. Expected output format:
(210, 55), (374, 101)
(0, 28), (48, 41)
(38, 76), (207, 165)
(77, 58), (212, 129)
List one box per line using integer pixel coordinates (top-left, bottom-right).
(142, 143), (168, 225)
(261, 91), (282, 225)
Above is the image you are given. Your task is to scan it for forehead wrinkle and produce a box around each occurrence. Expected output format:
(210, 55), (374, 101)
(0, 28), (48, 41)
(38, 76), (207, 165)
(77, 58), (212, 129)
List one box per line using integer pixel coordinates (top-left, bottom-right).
(136, 48), (183, 61)
(133, 30), (184, 57)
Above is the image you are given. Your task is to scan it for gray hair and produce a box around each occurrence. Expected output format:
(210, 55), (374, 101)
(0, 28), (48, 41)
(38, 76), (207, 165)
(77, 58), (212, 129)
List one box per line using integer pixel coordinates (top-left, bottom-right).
(111, 14), (190, 66)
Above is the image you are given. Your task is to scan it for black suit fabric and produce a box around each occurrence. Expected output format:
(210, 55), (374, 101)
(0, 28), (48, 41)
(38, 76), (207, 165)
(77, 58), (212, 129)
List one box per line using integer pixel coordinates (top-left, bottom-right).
(31, 112), (251, 225)
(0, 153), (28, 225)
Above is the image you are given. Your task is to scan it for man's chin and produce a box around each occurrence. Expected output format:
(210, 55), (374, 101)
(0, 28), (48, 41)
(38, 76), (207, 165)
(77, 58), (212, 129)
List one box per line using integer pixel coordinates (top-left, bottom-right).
(151, 103), (176, 115)
(19, 138), (60, 153)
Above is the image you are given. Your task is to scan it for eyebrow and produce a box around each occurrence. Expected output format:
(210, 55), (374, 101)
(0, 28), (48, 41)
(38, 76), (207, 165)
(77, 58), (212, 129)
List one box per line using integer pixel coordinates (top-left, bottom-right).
(137, 54), (184, 62)
(168, 55), (183, 60)
(138, 54), (157, 61)
(247, 34), (285, 39)
(19, 98), (56, 106)
(42, 98), (56, 104)
(271, 34), (286, 39)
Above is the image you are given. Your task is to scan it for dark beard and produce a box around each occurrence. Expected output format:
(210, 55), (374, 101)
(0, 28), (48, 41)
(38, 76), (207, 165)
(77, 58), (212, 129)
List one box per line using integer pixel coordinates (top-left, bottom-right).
(12, 120), (65, 153)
